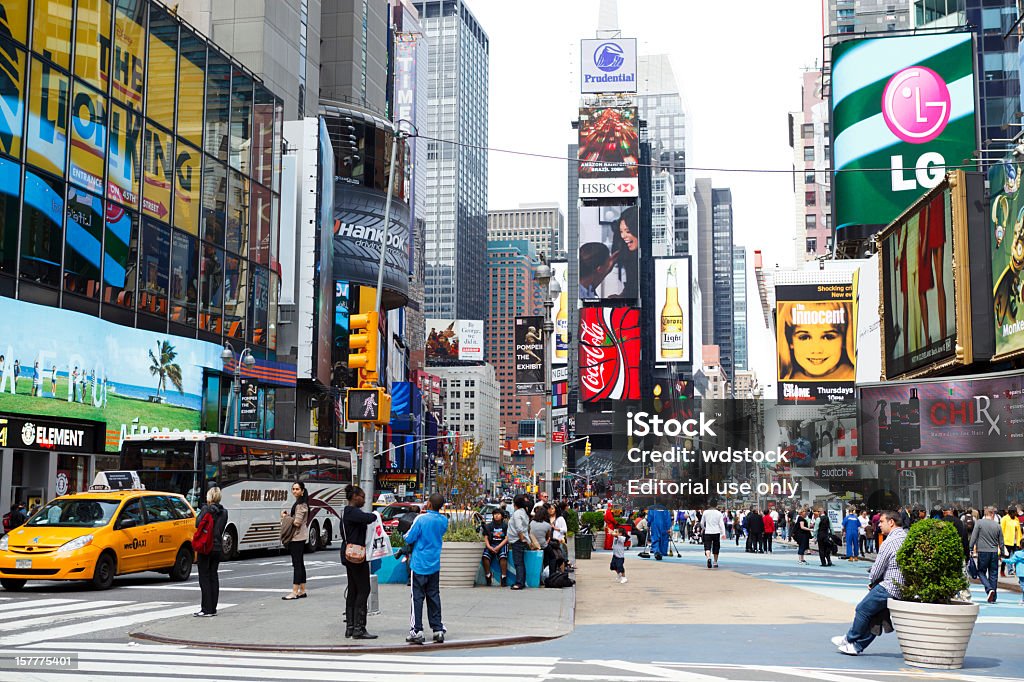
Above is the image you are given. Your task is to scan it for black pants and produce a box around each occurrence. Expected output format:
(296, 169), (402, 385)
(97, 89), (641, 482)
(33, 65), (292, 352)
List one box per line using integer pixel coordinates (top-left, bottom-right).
(796, 535), (809, 558)
(543, 542), (563, 572)
(761, 533), (773, 553)
(197, 552), (221, 614)
(289, 540), (306, 584)
(410, 570), (443, 633)
(344, 560), (371, 626)
(818, 536), (832, 566)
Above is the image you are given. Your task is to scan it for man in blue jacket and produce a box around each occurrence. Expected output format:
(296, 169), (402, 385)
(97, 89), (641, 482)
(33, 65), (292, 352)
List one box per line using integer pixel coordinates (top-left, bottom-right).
(404, 492), (449, 644)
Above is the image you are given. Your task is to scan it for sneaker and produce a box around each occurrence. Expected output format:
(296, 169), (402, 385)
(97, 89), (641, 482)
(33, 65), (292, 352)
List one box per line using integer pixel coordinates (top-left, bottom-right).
(619, 576), (628, 584)
(193, 612), (215, 618)
(987, 590), (997, 604)
(485, 573), (492, 587)
(500, 575), (507, 587)
(713, 563), (719, 569)
(837, 641), (859, 656)
(831, 635), (847, 647)
(406, 631), (425, 645)
(433, 630), (446, 644)
(707, 558), (712, 569)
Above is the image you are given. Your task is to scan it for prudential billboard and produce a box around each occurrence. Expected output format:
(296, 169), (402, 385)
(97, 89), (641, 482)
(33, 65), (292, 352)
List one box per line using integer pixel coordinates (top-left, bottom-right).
(831, 33), (977, 234)
(580, 39), (637, 94)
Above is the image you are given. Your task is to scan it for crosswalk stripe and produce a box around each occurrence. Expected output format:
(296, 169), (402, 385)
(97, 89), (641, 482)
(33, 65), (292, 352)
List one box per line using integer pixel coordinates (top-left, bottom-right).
(0, 602), (169, 632)
(0, 599), (83, 613)
(0, 600), (128, 623)
(0, 604), (233, 646)
(580, 659), (719, 680)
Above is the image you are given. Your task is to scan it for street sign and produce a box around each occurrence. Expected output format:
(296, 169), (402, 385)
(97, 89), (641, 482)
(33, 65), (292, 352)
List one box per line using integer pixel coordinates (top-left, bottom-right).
(552, 431), (566, 443)
(398, 484), (407, 497)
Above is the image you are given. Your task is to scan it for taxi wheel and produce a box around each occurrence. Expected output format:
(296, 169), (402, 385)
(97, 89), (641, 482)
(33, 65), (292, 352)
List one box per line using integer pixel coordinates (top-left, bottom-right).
(168, 546), (193, 581)
(91, 553), (116, 590)
(0, 578), (26, 591)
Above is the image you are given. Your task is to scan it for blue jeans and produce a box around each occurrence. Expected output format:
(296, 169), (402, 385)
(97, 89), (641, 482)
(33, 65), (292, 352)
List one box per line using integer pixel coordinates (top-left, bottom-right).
(410, 570), (442, 633)
(846, 584), (891, 652)
(511, 541), (527, 588)
(977, 552), (999, 596)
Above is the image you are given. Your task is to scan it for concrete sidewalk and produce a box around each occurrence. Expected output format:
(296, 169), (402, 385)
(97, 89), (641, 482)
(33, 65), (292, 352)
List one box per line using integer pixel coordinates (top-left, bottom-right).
(132, 578), (575, 653)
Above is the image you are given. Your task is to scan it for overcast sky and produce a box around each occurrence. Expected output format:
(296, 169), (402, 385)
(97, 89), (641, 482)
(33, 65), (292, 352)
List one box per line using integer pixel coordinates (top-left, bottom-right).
(466, 0), (824, 387)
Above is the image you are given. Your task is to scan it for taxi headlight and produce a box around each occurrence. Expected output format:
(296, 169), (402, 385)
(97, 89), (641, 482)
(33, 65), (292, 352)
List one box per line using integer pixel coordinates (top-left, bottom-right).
(0, 535), (7, 551)
(57, 535), (94, 553)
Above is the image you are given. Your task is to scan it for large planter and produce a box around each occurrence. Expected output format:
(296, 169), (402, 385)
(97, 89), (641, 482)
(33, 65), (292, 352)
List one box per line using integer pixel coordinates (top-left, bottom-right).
(374, 551), (409, 584)
(574, 534), (593, 560)
(439, 541), (485, 587)
(887, 598), (979, 669)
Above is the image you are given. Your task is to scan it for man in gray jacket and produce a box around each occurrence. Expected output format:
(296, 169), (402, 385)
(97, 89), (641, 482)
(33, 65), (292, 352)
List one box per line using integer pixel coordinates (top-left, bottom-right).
(970, 506), (1003, 603)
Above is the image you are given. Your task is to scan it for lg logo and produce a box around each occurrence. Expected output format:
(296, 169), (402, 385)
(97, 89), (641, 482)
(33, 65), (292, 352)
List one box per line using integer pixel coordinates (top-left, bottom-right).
(882, 66), (953, 193)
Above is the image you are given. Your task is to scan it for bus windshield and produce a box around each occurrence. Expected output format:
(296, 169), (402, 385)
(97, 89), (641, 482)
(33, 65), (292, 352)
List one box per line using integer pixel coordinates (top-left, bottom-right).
(120, 442), (201, 506)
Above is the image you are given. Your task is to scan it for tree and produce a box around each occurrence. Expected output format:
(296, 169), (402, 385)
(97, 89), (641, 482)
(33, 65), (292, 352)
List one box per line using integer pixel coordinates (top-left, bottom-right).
(149, 340), (184, 396)
(437, 438), (484, 512)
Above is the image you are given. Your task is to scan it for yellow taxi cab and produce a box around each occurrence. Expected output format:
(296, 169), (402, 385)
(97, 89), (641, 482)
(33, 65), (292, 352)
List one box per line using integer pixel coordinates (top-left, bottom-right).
(0, 490), (197, 591)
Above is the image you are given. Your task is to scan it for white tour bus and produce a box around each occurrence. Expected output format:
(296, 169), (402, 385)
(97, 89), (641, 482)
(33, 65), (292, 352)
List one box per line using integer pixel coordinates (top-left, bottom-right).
(119, 433), (357, 559)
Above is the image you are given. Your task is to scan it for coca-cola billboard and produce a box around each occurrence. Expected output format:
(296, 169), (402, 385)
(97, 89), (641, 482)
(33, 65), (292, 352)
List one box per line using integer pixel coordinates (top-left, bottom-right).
(578, 307), (641, 402)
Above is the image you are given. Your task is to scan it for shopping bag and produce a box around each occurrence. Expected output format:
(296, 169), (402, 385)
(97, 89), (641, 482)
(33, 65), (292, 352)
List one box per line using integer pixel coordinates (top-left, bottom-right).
(366, 512), (393, 561)
(967, 556), (979, 580)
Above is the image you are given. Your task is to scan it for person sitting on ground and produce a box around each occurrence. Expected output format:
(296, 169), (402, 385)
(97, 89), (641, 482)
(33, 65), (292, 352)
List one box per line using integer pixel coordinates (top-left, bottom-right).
(481, 508), (510, 586)
(833, 511), (907, 656)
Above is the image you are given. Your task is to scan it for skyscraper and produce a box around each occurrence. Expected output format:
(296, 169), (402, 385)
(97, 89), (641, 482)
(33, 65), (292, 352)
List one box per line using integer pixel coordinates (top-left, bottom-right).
(415, 0), (490, 321)
(789, 69), (831, 262)
(733, 246), (748, 372)
(487, 204), (565, 261)
(694, 179), (735, 389)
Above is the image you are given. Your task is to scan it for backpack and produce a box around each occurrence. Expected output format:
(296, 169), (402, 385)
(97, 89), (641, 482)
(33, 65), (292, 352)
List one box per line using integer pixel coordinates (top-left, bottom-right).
(544, 570), (575, 588)
(1, 512), (11, 534)
(193, 509), (217, 555)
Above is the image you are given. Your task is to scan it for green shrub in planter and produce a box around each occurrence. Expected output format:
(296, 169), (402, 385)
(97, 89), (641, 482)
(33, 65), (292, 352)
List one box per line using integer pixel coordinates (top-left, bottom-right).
(581, 511), (605, 531)
(564, 509), (579, 536)
(443, 519), (483, 542)
(896, 519), (968, 603)
(390, 530), (406, 549)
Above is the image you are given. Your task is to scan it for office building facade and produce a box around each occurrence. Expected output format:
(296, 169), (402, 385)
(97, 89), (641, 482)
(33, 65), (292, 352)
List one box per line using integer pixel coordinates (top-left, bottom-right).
(430, 363), (500, 485)
(694, 180), (735, 389)
(790, 69), (832, 262)
(486, 203), (565, 261)
(414, 0), (489, 321)
(733, 245), (748, 373)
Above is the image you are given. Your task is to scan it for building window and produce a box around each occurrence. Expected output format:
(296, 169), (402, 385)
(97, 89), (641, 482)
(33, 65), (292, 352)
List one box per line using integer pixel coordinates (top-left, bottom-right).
(805, 191), (816, 206)
(806, 237), (817, 253)
(803, 147), (814, 161)
(801, 123), (814, 138)
(805, 214), (816, 228)
(804, 171), (815, 184)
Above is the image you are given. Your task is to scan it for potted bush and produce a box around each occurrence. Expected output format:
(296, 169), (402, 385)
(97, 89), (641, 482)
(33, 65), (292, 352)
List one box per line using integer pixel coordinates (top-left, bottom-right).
(887, 519), (979, 669)
(439, 519), (485, 587)
(582, 511), (606, 550)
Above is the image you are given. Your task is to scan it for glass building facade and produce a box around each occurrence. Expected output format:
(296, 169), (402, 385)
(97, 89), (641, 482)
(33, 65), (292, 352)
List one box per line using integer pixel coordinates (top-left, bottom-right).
(0, 0), (284, 357)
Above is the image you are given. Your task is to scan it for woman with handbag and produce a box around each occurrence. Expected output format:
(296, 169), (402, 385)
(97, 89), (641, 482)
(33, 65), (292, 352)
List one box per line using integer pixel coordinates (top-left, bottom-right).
(341, 485), (377, 639)
(281, 482), (309, 600)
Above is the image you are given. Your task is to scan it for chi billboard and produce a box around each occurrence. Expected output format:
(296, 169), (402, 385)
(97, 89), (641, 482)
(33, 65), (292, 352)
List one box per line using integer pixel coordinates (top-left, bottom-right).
(988, 158), (1024, 360)
(578, 107), (639, 199)
(578, 205), (639, 300)
(514, 316), (545, 395)
(831, 32), (977, 233)
(858, 371), (1024, 457)
(425, 320), (484, 364)
(580, 38), (637, 94)
(775, 283), (856, 404)
(654, 257), (692, 364)
(578, 307), (641, 402)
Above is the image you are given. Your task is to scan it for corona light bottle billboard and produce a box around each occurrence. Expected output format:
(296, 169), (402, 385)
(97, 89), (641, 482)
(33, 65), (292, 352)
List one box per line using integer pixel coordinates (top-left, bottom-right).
(660, 264), (684, 358)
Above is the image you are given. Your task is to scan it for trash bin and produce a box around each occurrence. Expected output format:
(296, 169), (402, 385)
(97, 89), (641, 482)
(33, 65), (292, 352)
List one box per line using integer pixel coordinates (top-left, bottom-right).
(574, 534), (593, 560)
(524, 549), (543, 588)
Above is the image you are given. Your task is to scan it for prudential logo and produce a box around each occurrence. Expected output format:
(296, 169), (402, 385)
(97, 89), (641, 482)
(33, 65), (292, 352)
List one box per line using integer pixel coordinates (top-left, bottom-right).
(594, 42), (625, 72)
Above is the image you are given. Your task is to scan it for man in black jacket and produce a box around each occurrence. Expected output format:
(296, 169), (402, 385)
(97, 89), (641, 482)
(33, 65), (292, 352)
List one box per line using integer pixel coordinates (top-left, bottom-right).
(816, 508), (834, 566)
(942, 504), (968, 559)
(746, 508), (765, 553)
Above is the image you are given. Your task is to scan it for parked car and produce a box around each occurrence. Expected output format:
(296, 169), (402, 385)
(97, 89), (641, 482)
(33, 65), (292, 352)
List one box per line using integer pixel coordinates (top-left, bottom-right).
(379, 502), (425, 533)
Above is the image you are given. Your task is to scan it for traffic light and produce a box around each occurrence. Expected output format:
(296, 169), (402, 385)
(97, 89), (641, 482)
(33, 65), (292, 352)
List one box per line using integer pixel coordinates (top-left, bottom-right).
(348, 304), (379, 385)
(584, 438), (592, 457)
(461, 440), (472, 459)
(346, 387), (391, 424)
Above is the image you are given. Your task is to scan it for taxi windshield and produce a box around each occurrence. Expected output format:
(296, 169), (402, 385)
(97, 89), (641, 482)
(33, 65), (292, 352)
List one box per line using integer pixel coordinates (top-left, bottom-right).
(25, 499), (121, 528)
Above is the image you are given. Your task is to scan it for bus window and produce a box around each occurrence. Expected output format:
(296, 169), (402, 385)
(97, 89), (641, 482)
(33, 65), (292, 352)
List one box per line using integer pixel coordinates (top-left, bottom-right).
(121, 443), (198, 471)
(285, 452), (319, 481)
(219, 444), (248, 486)
(248, 449), (277, 480)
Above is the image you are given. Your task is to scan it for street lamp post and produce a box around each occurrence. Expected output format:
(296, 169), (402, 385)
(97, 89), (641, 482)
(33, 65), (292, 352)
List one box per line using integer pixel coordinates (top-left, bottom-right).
(534, 263), (560, 499)
(221, 343), (256, 437)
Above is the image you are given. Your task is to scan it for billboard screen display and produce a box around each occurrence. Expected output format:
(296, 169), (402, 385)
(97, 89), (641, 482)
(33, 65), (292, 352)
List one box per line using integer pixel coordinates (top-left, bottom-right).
(858, 372), (1024, 457)
(775, 283), (856, 404)
(831, 32), (976, 232)
(0, 296), (223, 452)
(988, 158), (1024, 360)
(425, 320), (484, 363)
(332, 183), (411, 304)
(514, 316), (545, 395)
(551, 260), (569, 365)
(578, 205), (639, 300)
(578, 107), (638, 199)
(878, 187), (957, 379)
(654, 257), (691, 363)
(580, 38), (637, 94)
(578, 307), (640, 402)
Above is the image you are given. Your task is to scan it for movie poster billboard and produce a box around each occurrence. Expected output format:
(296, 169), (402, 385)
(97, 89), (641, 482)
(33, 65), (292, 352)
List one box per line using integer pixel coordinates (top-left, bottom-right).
(878, 179), (963, 379)
(578, 307), (641, 402)
(578, 107), (638, 199)
(775, 283), (856, 404)
(578, 205), (639, 300)
(425, 320), (484, 363)
(580, 38), (637, 94)
(0, 296), (224, 452)
(550, 260), (569, 366)
(514, 316), (544, 395)
(831, 32), (977, 233)
(858, 371), (1024, 457)
(654, 257), (691, 364)
(988, 158), (1024, 360)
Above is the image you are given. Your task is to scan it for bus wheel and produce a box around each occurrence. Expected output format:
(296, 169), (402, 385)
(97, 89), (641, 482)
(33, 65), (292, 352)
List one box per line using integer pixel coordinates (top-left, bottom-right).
(0, 578), (26, 591)
(306, 521), (320, 553)
(321, 522), (332, 549)
(222, 526), (239, 561)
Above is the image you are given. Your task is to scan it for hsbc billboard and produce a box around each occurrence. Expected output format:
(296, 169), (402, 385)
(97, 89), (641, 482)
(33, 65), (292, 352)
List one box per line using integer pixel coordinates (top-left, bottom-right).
(578, 107), (639, 199)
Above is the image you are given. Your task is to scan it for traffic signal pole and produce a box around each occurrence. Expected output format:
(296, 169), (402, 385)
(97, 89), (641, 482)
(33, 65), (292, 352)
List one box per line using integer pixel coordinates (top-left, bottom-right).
(358, 127), (402, 512)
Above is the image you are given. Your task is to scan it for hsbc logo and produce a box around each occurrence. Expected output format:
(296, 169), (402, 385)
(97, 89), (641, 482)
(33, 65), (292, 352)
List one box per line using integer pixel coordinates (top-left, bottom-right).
(579, 180), (638, 198)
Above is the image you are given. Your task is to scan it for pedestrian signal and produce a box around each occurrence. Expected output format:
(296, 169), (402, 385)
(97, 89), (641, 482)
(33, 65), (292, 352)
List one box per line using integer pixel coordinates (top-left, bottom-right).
(346, 388), (391, 424)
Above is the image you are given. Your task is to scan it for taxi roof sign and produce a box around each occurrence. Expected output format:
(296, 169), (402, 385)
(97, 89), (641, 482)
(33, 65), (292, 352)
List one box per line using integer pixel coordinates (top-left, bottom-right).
(91, 471), (144, 491)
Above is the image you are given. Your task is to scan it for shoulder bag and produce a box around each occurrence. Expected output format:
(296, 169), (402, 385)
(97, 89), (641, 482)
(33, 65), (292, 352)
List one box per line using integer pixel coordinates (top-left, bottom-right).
(342, 507), (366, 564)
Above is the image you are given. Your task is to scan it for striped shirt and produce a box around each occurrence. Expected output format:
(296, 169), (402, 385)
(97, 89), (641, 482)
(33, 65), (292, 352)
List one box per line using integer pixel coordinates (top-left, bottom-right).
(870, 527), (907, 599)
